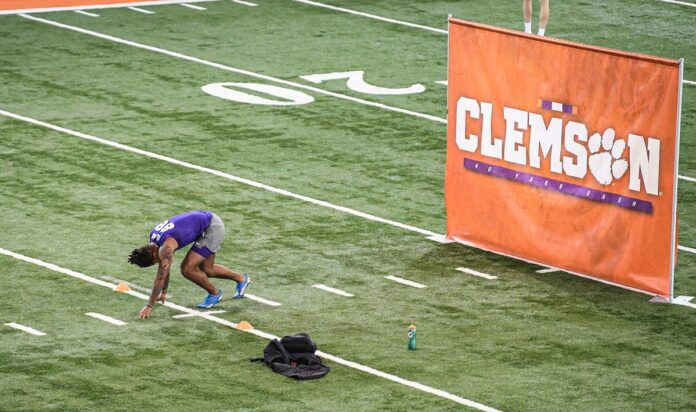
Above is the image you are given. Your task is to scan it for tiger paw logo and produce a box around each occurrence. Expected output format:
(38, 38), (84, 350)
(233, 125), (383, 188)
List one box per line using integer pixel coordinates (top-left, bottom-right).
(588, 128), (629, 186)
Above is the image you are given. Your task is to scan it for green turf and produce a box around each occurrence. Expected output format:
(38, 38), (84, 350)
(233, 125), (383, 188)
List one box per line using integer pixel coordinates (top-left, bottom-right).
(0, 1), (695, 411)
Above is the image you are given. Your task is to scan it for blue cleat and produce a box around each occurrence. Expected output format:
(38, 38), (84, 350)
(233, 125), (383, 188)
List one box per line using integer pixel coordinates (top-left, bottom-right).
(233, 274), (252, 298)
(197, 289), (222, 309)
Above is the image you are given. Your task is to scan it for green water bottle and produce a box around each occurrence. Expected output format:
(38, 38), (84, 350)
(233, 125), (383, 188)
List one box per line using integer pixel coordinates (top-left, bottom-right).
(407, 324), (417, 350)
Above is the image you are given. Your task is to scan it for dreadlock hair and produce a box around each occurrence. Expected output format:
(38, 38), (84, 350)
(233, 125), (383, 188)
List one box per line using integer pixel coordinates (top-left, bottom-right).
(128, 245), (155, 268)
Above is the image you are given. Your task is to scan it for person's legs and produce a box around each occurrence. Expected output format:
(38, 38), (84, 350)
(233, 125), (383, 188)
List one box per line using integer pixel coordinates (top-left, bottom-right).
(538, 0), (550, 35)
(523, 0), (532, 33)
(200, 254), (245, 283)
(180, 249), (219, 295)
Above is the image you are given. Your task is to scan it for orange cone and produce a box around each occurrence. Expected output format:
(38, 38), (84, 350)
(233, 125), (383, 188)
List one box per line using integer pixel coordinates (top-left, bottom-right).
(114, 282), (132, 292)
(236, 321), (253, 330)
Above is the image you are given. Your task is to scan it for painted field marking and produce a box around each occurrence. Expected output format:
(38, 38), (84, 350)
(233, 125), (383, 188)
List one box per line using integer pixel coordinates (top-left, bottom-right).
(0, 108), (438, 238)
(181, 3), (207, 10)
(678, 245), (696, 254)
(312, 284), (354, 297)
(290, 1), (696, 87)
(0, 248), (499, 411)
(4, 322), (46, 336)
(0, 0), (215, 15)
(128, 6), (155, 13)
(456, 267), (497, 280)
(385, 275), (427, 289)
(660, 0), (696, 7)
(19, 14), (446, 125)
(245, 293), (281, 306)
(435, 80), (448, 86)
(173, 310), (226, 319)
(290, 0), (446, 34)
(2, 107), (695, 262)
(74, 10), (99, 17)
(679, 175), (696, 183)
(86, 312), (128, 326)
(536, 268), (561, 274)
(426, 234), (454, 244)
(232, 0), (257, 6)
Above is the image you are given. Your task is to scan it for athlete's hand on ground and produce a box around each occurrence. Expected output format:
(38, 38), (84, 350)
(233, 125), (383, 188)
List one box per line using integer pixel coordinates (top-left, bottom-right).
(157, 292), (167, 304)
(136, 305), (152, 319)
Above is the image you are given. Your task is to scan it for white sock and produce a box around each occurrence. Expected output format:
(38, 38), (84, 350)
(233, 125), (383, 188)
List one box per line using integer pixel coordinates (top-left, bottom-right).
(524, 22), (532, 33)
(538, 28), (545, 36)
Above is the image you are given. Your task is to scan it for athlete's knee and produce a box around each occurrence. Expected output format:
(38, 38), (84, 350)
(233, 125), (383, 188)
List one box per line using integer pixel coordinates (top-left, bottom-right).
(180, 263), (196, 279)
(200, 263), (216, 277)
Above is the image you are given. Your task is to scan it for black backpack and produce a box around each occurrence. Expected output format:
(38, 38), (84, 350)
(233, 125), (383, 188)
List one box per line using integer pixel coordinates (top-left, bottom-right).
(251, 333), (330, 380)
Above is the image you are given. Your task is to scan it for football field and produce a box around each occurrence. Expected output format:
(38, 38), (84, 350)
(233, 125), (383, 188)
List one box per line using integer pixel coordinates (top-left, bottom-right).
(1, 1), (695, 410)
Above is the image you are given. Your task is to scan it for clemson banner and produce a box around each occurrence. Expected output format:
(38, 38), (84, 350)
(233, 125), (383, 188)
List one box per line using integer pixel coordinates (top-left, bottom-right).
(445, 19), (683, 298)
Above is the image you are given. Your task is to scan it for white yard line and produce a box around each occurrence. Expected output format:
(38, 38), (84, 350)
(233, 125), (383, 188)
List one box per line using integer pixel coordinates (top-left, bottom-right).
(4, 322), (46, 336)
(245, 293), (282, 306)
(173, 310), (226, 319)
(0, 247), (499, 411)
(181, 3), (207, 10)
(384, 275), (427, 288)
(74, 10), (99, 17)
(312, 284), (354, 297)
(290, 1), (696, 87)
(536, 268), (560, 274)
(0, 0), (215, 15)
(0, 108), (438, 238)
(290, 0), (446, 34)
(678, 245), (696, 254)
(679, 175), (696, 183)
(456, 267), (497, 280)
(232, 0), (257, 6)
(86, 312), (128, 326)
(18, 14), (446, 125)
(128, 6), (155, 14)
(659, 0), (696, 7)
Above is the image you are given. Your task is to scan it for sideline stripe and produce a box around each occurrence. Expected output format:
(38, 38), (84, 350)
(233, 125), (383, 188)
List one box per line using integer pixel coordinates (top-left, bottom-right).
(291, 0), (446, 34)
(312, 284), (354, 297)
(128, 6), (154, 13)
(74, 10), (99, 17)
(181, 3), (206, 10)
(232, 0), (257, 6)
(660, 0), (696, 7)
(0, 0), (215, 15)
(19, 14), (445, 125)
(385, 275), (427, 288)
(4, 322), (46, 336)
(0, 108), (438, 237)
(86, 312), (128, 326)
(456, 267), (497, 280)
(0, 247), (499, 411)
(245, 293), (281, 306)
(536, 268), (560, 274)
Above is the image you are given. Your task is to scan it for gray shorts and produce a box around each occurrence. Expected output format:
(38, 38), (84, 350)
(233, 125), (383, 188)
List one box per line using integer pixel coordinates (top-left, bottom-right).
(191, 213), (225, 258)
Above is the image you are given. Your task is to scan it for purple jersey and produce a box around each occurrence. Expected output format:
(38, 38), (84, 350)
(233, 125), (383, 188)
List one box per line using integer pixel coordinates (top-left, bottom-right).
(149, 210), (213, 250)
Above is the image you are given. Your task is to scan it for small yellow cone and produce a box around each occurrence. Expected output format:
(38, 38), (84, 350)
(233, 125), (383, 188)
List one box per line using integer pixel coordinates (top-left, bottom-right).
(114, 282), (132, 293)
(236, 321), (253, 330)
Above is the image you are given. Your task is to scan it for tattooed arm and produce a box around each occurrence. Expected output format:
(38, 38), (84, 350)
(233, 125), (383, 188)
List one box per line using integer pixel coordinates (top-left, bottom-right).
(137, 237), (178, 319)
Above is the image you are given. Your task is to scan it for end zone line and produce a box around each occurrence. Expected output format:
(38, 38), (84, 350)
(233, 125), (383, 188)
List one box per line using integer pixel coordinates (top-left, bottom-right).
(456, 267), (497, 280)
(312, 284), (354, 297)
(19, 14), (446, 125)
(0, 108), (438, 238)
(385, 275), (427, 288)
(0, 247), (500, 412)
(86, 312), (128, 325)
(4, 322), (46, 336)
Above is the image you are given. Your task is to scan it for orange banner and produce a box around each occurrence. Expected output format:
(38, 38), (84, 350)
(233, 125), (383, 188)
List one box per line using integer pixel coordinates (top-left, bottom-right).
(445, 19), (682, 298)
